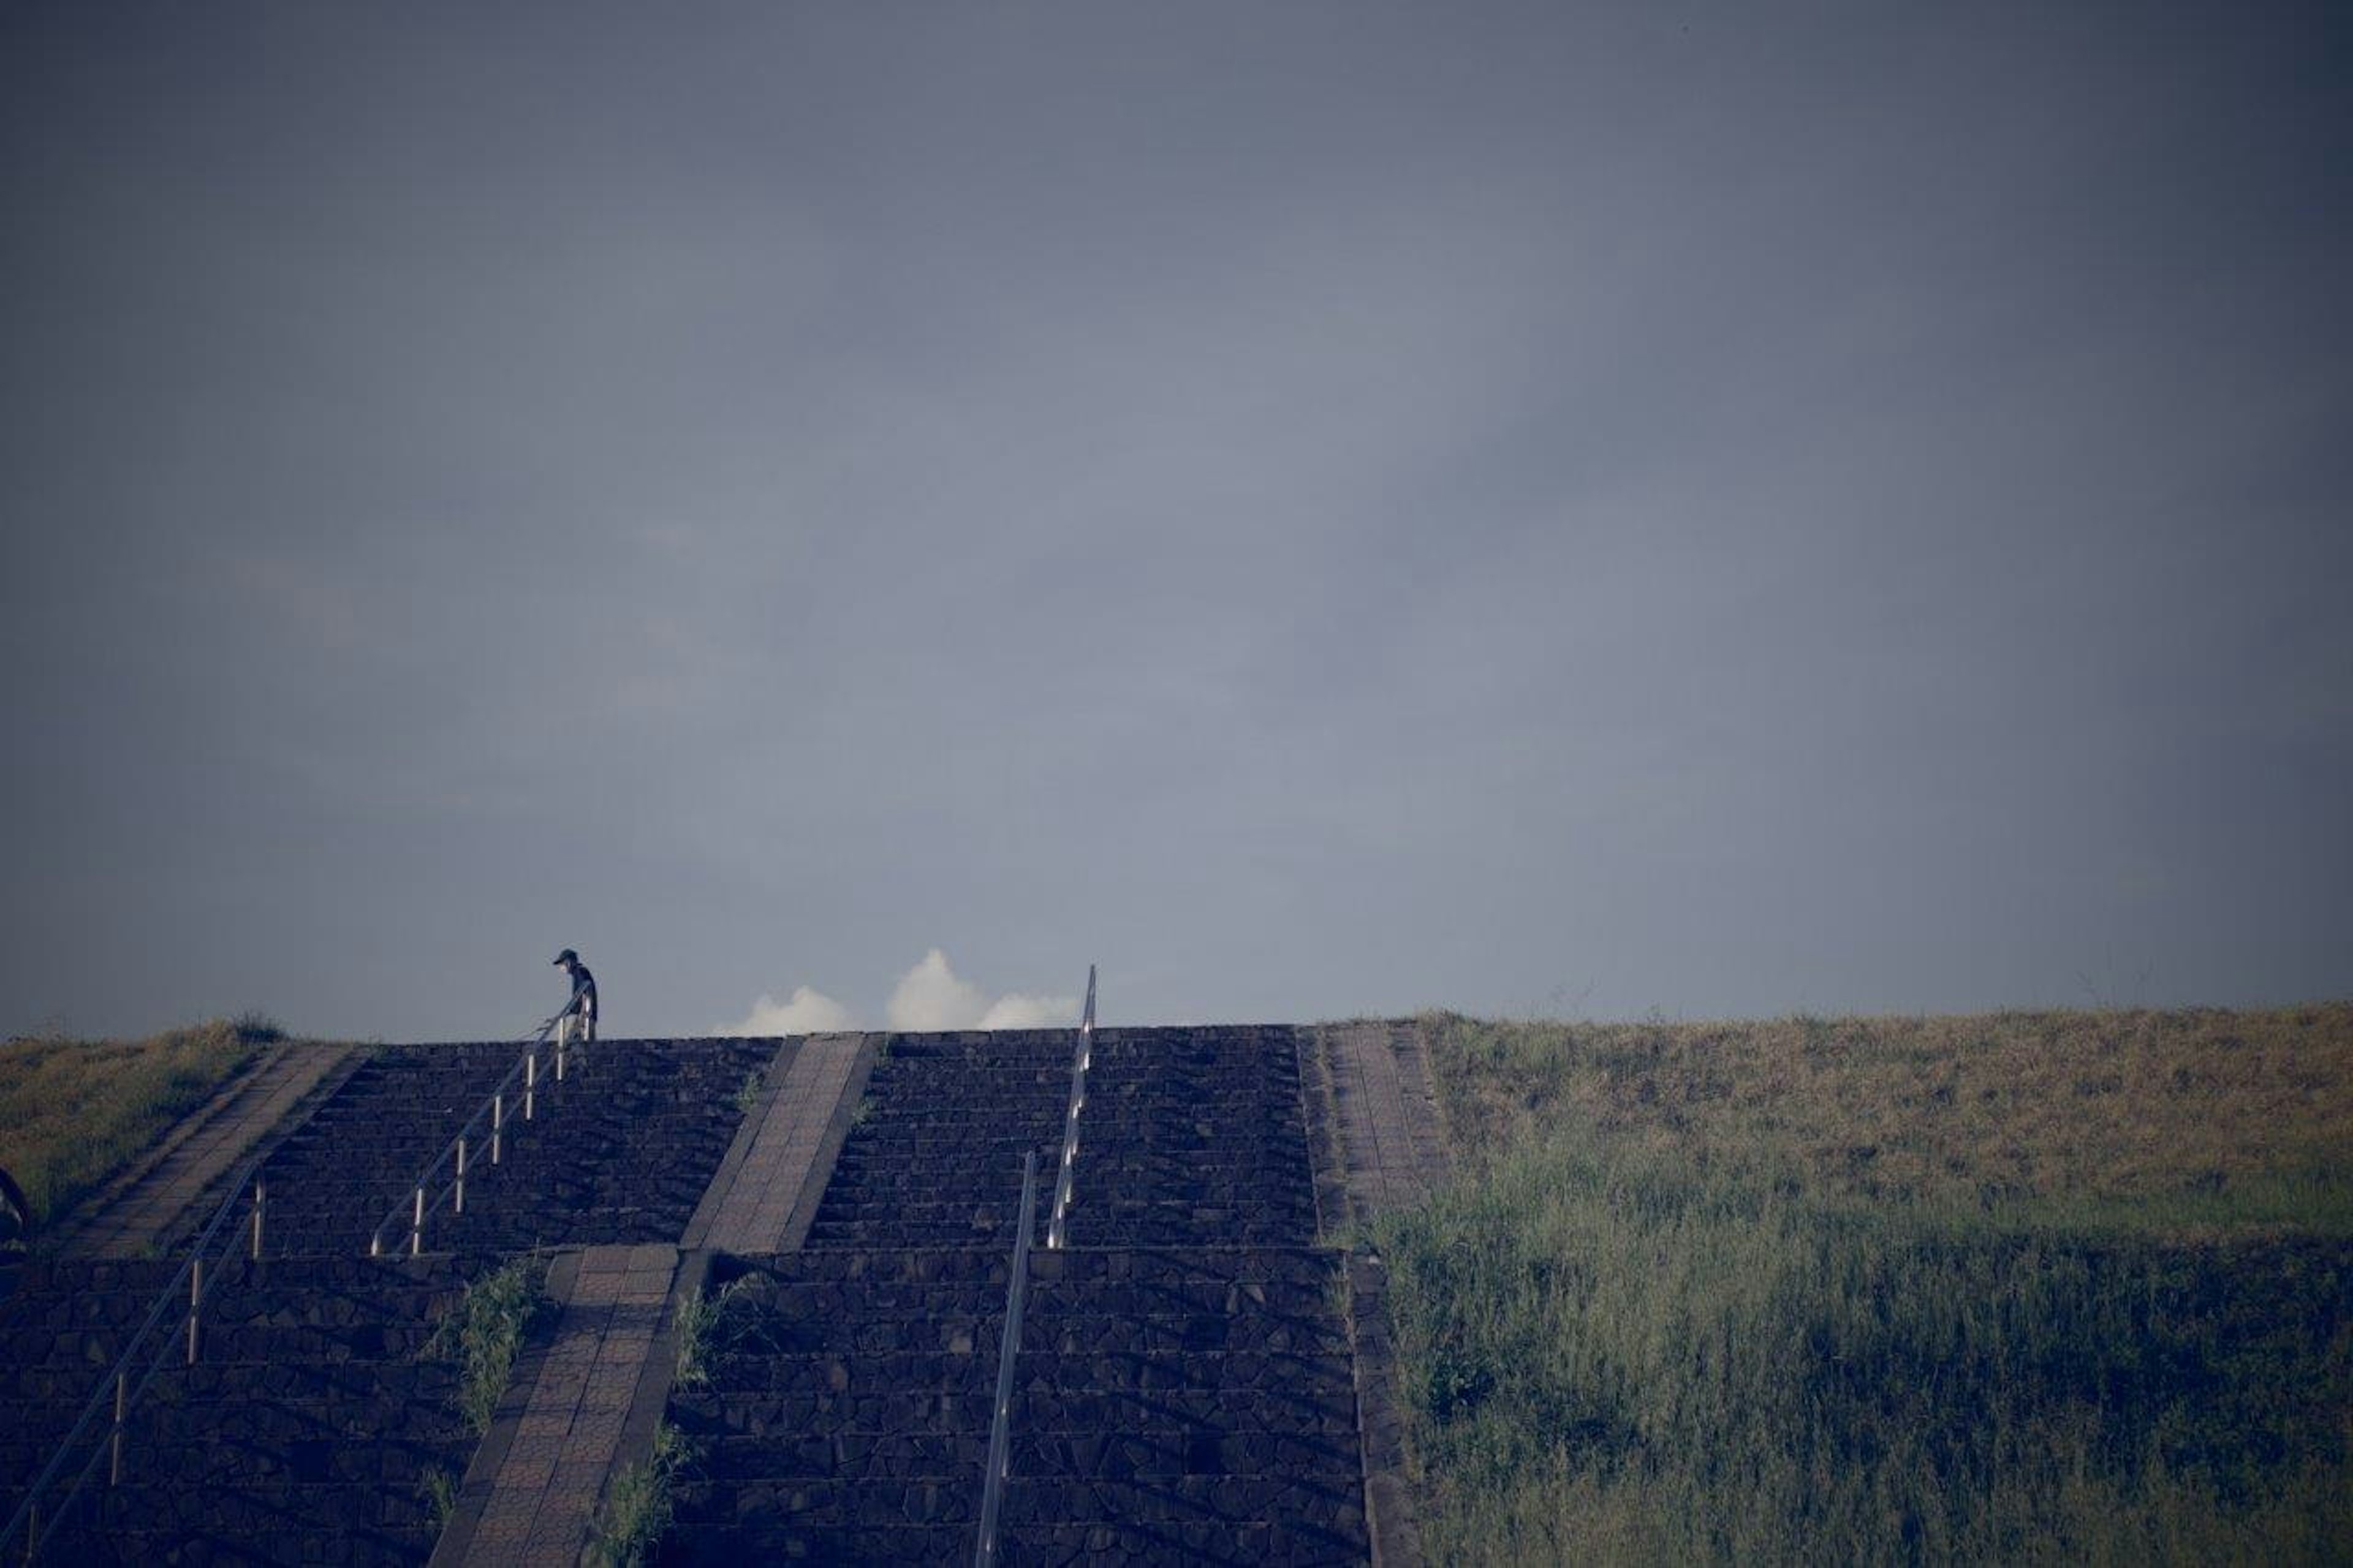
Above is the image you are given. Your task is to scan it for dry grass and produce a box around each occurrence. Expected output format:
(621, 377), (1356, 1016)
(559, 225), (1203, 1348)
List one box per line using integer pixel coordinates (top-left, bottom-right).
(0, 1016), (284, 1230)
(1431, 1003), (2353, 1228)
(1378, 1003), (2353, 1564)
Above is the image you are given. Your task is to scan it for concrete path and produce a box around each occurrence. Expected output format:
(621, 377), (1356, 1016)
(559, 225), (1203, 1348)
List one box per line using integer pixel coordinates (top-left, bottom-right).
(1316, 1021), (1451, 1224)
(65, 1042), (360, 1258)
(441, 1243), (680, 1567)
(1305, 1021), (1453, 1568)
(683, 1032), (873, 1254)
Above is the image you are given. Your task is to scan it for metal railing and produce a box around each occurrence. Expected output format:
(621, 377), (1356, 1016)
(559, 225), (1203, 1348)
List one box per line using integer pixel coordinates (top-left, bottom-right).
(1, 1154), (271, 1562)
(1044, 965), (1096, 1250)
(973, 1151), (1039, 1567)
(3, 1006), (583, 1561)
(365, 1013), (570, 1259)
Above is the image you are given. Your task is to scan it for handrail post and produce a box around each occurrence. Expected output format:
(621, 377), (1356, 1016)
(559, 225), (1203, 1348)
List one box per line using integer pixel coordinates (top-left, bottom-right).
(454, 1138), (467, 1215)
(250, 1177), (264, 1262)
(525, 1051), (537, 1121)
(2, 1137), (299, 1564)
(410, 1184), (424, 1257)
(1045, 964), (1096, 1250)
(974, 1153), (1039, 1567)
(491, 1094), (504, 1164)
(109, 1373), (126, 1487)
(186, 1257), (201, 1366)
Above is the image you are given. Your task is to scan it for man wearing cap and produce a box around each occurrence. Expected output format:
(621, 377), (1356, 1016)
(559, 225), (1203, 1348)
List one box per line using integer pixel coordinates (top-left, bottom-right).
(553, 949), (598, 1046)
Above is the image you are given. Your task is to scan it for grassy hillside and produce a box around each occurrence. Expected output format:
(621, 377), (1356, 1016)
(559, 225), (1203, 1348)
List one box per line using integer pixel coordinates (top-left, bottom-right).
(1377, 1006), (2353, 1564)
(0, 1016), (285, 1231)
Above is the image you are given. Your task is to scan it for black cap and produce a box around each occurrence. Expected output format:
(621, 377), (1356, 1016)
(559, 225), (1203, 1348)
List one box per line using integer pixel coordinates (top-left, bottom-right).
(554, 949), (578, 966)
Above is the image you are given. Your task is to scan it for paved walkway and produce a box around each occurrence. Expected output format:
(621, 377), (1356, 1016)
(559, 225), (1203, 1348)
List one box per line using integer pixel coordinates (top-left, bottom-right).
(1318, 1021), (1451, 1222)
(684, 1032), (872, 1254)
(1306, 1021), (1453, 1568)
(441, 1036), (876, 1565)
(67, 1042), (358, 1258)
(454, 1244), (680, 1566)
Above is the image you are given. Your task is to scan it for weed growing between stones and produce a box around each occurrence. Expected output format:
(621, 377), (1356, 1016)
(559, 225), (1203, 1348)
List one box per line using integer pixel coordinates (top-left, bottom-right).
(423, 1256), (550, 1434)
(731, 1066), (767, 1116)
(672, 1284), (716, 1391)
(590, 1420), (688, 1567)
(416, 1465), (459, 1533)
(673, 1275), (763, 1391)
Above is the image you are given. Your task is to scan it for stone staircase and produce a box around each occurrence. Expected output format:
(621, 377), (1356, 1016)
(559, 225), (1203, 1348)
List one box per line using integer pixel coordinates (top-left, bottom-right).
(0, 1256), (476, 1565)
(1002, 1248), (1365, 1564)
(998, 1028), (1365, 1564)
(2, 1018), (1446, 1564)
(252, 1039), (773, 1258)
(1064, 1026), (1321, 1248)
(800, 1032), (1070, 1251)
(662, 1031), (1068, 1562)
(661, 1025), (1371, 1565)
(0, 1038), (774, 1562)
(664, 1249), (1008, 1563)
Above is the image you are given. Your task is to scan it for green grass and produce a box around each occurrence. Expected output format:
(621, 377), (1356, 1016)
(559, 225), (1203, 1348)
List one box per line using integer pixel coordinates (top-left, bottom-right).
(673, 1274), (767, 1392)
(416, 1465), (460, 1534)
(423, 1256), (550, 1435)
(0, 1015), (290, 1231)
(589, 1420), (687, 1568)
(1377, 1007), (2353, 1564)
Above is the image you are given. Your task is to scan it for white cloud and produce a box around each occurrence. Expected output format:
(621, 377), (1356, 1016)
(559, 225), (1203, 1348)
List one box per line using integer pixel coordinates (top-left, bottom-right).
(885, 949), (988, 1030)
(978, 992), (1078, 1029)
(727, 950), (1076, 1037)
(721, 985), (855, 1036)
(886, 949), (1077, 1031)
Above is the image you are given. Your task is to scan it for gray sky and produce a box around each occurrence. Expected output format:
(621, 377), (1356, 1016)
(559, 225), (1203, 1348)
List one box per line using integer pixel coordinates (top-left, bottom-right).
(4, 2), (2348, 1042)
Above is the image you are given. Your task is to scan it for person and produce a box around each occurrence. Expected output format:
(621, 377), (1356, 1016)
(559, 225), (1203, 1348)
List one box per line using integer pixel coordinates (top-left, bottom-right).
(553, 949), (598, 1045)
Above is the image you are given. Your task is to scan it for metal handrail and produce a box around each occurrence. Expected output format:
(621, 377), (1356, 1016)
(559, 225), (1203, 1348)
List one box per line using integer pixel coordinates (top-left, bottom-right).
(1, 1145), (271, 1561)
(365, 1014), (567, 1259)
(3, 1010), (583, 1558)
(1044, 965), (1096, 1249)
(974, 1151), (1039, 1567)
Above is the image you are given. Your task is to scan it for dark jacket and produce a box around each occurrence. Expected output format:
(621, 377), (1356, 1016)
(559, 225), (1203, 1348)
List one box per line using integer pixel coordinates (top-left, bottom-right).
(564, 964), (598, 1021)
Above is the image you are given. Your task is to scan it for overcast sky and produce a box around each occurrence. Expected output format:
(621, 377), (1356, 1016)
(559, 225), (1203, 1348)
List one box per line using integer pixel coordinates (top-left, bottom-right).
(4, 2), (2348, 1042)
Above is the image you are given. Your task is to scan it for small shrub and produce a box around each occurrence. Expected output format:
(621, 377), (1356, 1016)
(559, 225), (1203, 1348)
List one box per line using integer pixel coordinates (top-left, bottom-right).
(672, 1286), (716, 1391)
(230, 1010), (287, 1045)
(416, 1466), (459, 1532)
(590, 1421), (688, 1567)
(731, 1067), (767, 1116)
(423, 1256), (550, 1434)
(674, 1274), (767, 1392)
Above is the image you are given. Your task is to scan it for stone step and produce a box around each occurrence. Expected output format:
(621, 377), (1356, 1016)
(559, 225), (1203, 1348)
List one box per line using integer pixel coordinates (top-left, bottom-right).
(1009, 1387), (1358, 1434)
(675, 1389), (997, 1435)
(1009, 1429), (1362, 1480)
(996, 1518), (1366, 1567)
(996, 1474), (1365, 1528)
(661, 1520), (976, 1564)
(695, 1430), (993, 1480)
(670, 1475), (981, 1528)
(1009, 1351), (1357, 1395)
